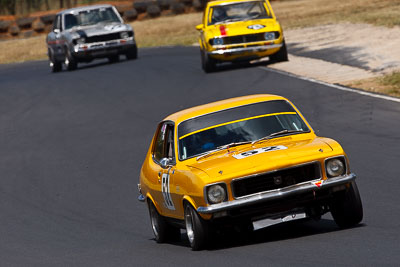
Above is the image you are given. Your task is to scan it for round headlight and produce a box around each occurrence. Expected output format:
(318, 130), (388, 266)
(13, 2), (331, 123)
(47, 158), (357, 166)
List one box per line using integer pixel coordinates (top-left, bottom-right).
(76, 37), (85, 44)
(326, 158), (345, 177)
(120, 31), (129, 39)
(264, 32), (275, 41)
(214, 37), (224, 46)
(207, 184), (226, 204)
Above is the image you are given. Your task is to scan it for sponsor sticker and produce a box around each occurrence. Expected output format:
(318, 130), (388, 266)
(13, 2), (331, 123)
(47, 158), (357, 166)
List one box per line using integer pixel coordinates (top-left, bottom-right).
(313, 180), (323, 188)
(248, 24), (266, 30)
(233, 145), (287, 159)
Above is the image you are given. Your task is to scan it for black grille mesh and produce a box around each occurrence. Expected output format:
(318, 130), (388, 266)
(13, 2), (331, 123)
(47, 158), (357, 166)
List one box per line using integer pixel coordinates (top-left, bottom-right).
(232, 162), (321, 198)
(85, 32), (130, 43)
(209, 31), (280, 46)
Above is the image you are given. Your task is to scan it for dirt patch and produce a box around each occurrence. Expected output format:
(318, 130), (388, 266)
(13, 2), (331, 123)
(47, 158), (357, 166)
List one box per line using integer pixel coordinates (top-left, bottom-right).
(270, 23), (400, 96)
(283, 23), (400, 73)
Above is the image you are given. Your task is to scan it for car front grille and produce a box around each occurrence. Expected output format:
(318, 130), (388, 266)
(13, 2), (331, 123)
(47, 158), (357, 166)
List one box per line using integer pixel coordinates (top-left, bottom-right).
(231, 162), (321, 198)
(85, 33), (121, 43)
(209, 31), (280, 46)
(84, 32), (133, 43)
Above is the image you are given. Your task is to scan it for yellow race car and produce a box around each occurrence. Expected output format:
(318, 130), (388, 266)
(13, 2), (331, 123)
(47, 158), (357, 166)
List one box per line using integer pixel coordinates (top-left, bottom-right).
(138, 95), (363, 250)
(196, 0), (288, 72)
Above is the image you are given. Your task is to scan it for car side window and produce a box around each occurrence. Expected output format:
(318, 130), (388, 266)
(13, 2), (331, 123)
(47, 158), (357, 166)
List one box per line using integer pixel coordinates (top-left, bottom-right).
(153, 123), (175, 164)
(153, 123), (167, 162)
(165, 126), (175, 162)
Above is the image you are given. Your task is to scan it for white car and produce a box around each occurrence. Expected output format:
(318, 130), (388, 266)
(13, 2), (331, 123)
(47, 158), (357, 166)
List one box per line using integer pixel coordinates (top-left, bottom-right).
(46, 4), (137, 72)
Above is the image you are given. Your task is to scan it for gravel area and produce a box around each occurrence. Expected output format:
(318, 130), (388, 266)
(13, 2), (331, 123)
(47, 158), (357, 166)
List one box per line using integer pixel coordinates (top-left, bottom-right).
(270, 23), (400, 83)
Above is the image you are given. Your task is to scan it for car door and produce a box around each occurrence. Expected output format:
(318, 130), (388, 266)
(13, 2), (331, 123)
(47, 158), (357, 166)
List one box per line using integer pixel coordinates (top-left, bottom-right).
(47, 14), (63, 58)
(151, 122), (177, 217)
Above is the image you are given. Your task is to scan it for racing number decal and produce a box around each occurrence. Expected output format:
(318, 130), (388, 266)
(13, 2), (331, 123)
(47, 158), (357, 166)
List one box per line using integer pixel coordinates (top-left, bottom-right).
(161, 173), (175, 210)
(233, 145), (288, 159)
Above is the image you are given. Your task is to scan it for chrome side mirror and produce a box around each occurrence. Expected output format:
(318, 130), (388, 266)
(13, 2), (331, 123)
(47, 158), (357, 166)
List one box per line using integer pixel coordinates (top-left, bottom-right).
(160, 158), (171, 169)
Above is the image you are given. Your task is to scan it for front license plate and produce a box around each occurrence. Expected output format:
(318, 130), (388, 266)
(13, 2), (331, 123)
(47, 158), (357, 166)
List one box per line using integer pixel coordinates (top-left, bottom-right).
(91, 50), (106, 56)
(91, 49), (117, 57)
(252, 212), (307, 230)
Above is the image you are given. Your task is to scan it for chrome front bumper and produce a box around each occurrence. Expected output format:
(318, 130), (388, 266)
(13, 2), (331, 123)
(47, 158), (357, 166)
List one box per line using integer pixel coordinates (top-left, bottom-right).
(197, 173), (356, 214)
(73, 37), (135, 55)
(209, 43), (282, 55)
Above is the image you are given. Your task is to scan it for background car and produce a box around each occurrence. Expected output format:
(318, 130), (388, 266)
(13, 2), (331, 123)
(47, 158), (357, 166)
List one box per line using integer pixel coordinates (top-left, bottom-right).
(196, 0), (288, 72)
(138, 94), (363, 250)
(46, 4), (137, 72)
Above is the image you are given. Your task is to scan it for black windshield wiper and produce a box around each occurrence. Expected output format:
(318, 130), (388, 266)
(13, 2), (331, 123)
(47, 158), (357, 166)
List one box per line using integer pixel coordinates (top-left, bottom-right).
(251, 130), (306, 145)
(196, 141), (252, 161)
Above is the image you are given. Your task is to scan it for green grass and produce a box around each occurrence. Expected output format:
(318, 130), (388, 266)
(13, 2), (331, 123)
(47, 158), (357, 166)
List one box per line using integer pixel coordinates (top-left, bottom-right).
(345, 72), (400, 98)
(381, 72), (400, 89)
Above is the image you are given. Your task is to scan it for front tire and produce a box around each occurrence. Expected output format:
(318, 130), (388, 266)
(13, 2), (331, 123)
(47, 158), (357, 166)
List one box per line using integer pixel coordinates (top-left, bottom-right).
(126, 44), (138, 60)
(270, 40), (289, 63)
(64, 48), (77, 71)
(148, 201), (180, 243)
(184, 203), (209, 250)
(330, 181), (363, 228)
(50, 60), (62, 72)
(200, 49), (216, 73)
(48, 49), (62, 72)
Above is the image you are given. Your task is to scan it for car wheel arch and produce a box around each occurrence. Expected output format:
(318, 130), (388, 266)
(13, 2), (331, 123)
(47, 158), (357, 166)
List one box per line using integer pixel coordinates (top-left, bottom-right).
(146, 193), (162, 214)
(182, 196), (198, 211)
(182, 197), (211, 220)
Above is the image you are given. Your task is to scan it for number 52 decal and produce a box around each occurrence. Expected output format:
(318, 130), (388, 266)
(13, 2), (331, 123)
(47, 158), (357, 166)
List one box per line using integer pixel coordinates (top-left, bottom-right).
(161, 173), (175, 210)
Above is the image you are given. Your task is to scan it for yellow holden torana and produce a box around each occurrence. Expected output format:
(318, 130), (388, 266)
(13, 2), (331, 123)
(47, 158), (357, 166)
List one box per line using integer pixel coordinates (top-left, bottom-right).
(138, 95), (363, 250)
(196, 0), (288, 72)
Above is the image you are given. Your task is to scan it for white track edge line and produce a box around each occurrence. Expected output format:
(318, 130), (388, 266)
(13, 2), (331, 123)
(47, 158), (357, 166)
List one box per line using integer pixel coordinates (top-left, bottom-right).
(260, 66), (400, 103)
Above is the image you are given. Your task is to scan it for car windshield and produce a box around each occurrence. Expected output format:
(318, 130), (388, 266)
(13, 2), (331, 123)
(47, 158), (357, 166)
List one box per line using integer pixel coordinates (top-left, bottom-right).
(178, 100), (310, 160)
(64, 7), (120, 30)
(209, 1), (272, 25)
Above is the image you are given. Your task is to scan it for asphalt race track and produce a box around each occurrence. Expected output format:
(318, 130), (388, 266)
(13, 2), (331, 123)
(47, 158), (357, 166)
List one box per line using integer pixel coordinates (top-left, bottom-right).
(1, 46), (400, 266)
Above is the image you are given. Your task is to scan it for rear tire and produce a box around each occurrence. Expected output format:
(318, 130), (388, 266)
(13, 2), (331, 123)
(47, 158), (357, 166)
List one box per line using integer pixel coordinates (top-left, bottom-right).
(330, 181), (363, 228)
(184, 203), (209, 250)
(148, 201), (180, 243)
(201, 49), (216, 73)
(126, 44), (138, 60)
(64, 48), (77, 71)
(270, 40), (288, 63)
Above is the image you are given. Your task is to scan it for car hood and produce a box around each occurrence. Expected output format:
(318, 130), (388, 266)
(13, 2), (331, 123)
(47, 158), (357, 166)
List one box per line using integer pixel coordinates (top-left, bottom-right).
(70, 22), (129, 37)
(186, 136), (334, 180)
(206, 19), (280, 37)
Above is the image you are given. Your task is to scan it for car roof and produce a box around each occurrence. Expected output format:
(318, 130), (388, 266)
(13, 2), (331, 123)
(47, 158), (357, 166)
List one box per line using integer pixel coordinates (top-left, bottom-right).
(57, 4), (114, 15)
(207, 0), (265, 7)
(164, 94), (289, 125)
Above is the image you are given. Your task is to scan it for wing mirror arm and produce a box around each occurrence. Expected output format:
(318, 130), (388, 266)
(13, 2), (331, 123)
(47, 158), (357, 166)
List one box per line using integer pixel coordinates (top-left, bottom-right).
(196, 24), (204, 31)
(160, 158), (173, 169)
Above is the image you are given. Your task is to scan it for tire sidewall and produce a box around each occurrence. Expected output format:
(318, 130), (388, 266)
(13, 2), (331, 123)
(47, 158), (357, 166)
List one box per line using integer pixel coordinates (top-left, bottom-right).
(184, 203), (208, 250)
(148, 201), (167, 243)
(65, 47), (77, 70)
(331, 181), (363, 228)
